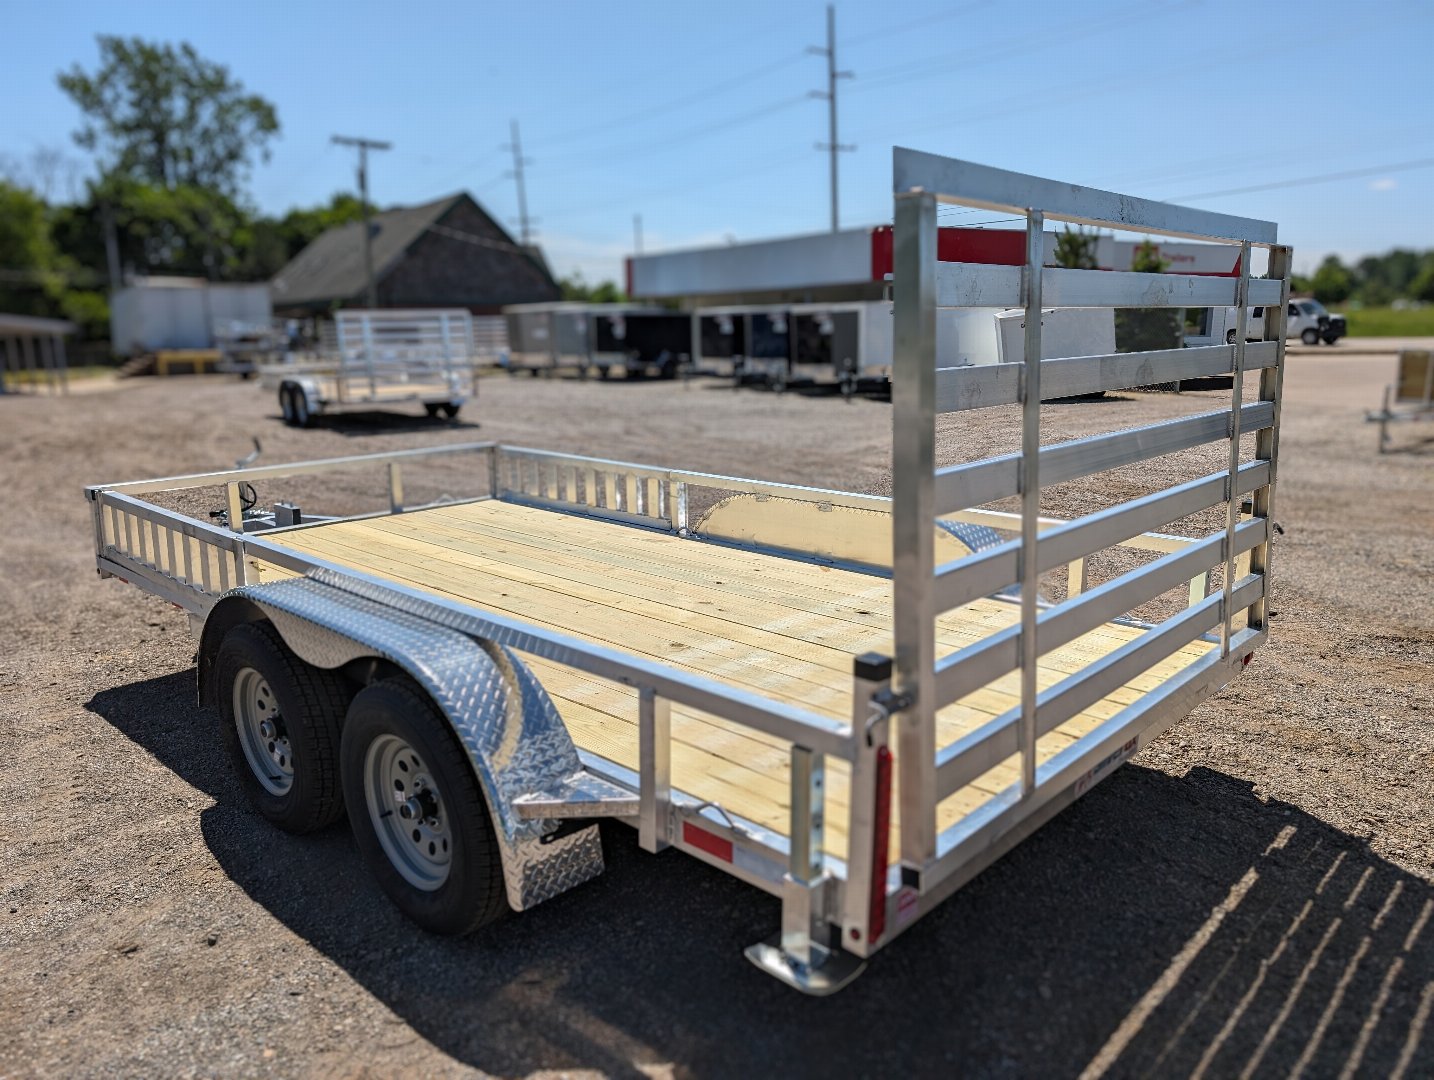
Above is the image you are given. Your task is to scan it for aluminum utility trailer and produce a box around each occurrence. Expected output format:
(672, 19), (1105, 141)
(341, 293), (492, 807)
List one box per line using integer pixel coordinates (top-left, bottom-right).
(85, 150), (1290, 993)
(1367, 348), (1434, 452)
(264, 309), (477, 426)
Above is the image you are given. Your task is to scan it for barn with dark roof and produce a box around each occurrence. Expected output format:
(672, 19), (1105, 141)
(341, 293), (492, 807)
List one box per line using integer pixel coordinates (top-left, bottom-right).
(269, 192), (560, 314)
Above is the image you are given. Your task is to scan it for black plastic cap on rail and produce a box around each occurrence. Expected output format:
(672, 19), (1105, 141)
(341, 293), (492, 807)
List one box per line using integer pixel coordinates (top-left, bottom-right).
(853, 652), (893, 683)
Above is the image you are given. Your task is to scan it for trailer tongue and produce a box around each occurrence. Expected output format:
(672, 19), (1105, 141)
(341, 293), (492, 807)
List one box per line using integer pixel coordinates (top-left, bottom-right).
(85, 148), (1289, 993)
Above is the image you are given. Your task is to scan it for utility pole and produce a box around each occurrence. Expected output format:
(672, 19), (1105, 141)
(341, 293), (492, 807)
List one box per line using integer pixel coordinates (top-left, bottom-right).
(331, 134), (392, 308)
(633, 213), (643, 254)
(809, 4), (854, 233)
(503, 119), (535, 246)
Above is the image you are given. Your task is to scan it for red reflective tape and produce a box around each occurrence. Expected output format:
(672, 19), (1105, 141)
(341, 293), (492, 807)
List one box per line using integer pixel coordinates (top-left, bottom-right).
(682, 821), (733, 862)
(869, 745), (893, 944)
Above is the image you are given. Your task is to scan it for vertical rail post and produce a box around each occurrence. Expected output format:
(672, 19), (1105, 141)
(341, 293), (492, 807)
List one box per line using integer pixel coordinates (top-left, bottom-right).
(1247, 245), (1291, 633)
(788, 746), (825, 888)
(638, 686), (671, 853)
(388, 462), (405, 513)
(667, 479), (688, 533)
(841, 653), (893, 955)
(1221, 241), (1253, 658)
(1018, 209), (1045, 797)
(226, 482), (245, 534)
(891, 186), (938, 869)
(781, 743), (829, 968)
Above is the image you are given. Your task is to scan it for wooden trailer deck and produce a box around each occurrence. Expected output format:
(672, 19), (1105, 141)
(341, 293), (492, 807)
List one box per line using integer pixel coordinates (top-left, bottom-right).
(254, 499), (1213, 863)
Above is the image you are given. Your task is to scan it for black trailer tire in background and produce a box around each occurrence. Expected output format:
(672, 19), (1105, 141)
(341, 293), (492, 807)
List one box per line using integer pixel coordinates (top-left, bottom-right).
(424, 403), (443, 418)
(213, 621), (350, 833)
(440, 403), (461, 419)
(340, 677), (507, 936)
(279, 384), (296, 426)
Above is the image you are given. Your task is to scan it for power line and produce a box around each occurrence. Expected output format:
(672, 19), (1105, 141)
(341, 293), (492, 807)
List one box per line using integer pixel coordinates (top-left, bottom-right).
(530, 48), (807, 153)
(809, 4), (854, 233)
(838, 0), (994, 49)
(1170, 157), (1434, 202)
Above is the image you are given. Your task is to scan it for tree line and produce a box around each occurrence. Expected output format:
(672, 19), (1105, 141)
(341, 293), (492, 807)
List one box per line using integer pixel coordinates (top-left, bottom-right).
(1297, 251), (1434, 308)
(0, 37), (379, 339)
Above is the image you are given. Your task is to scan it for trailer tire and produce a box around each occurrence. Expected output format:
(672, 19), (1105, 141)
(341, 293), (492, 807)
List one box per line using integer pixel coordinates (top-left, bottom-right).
(279, 385), (296, 425)
(1301, 328), (1320, 346)
(597, 366), (610, 381)
(425, 402), (443, 419)
(440, 403), (461, 419)
(292, 388), (313, 428)
(214, 621), (349, 834)
(340, 677), (507, 936)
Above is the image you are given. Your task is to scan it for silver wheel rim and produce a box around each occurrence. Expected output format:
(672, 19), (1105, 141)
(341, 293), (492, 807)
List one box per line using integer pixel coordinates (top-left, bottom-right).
(364, 734), (451, 891)
(232, 666), (293, 796)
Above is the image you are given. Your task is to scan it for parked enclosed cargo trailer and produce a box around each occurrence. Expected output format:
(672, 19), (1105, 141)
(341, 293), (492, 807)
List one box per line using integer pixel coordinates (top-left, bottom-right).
(86, 150), (1290, 993)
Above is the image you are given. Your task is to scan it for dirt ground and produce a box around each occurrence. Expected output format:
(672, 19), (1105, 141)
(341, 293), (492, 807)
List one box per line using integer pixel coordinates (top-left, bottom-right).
(1, 349), (1431, 1078)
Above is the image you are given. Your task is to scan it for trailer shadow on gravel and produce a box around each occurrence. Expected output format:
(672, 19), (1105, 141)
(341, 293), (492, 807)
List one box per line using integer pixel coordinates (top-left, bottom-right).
(88, 671), (1434, 1078)
(266, 411), (481, 437)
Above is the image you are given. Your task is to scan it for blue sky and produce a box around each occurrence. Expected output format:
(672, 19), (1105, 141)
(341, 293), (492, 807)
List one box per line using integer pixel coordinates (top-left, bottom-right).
(3, 0), (1432, 282)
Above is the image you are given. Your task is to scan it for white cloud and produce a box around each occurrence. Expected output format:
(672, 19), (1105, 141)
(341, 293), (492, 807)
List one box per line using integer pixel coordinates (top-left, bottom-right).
(1369, 177), (1398, 192)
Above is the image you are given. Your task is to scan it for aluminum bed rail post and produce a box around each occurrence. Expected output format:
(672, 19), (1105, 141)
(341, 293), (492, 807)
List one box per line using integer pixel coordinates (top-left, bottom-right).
(891, 185), (938, 872)
(1221, 242), (1253, 659)
(1018, 210), (1044, 796)
(1247, 245), (1292, 633)
(637, 686), (671, 852)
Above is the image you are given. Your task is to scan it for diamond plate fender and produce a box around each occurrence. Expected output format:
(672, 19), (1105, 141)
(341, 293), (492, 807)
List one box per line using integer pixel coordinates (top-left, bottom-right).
(203, 575), (604, 913)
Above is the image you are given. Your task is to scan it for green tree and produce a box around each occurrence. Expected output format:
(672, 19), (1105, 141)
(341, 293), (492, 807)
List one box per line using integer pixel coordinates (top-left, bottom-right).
(1310, 255), (1353, 305)
(1130, 238), (1170, 274)
(275, 193), (367, 258)
(1053, 226), (1097, 270)
(1117, 239), (1180, 354)
(1410, 256), (1434, 304)
(0, 180), (63, 316)
(559, 271), (626, 303)
(58, 36), (279, 195)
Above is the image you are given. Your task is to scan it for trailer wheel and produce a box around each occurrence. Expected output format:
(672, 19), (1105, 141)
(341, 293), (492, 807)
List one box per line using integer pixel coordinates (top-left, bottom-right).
(279, 385), (296, 425)
(215, 622), (349, 833)
(341, 677), (506, 935)
(1301, 328), (1320, 346)
(424, 403), (443, 419)
(597, 366), (610, 381)
(292, 389), (313, 428)
(440, 403), (461, 420)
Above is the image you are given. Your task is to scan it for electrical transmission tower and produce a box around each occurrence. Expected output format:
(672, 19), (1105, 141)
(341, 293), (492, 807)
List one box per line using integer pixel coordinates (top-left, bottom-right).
(809, 4), (854, 233)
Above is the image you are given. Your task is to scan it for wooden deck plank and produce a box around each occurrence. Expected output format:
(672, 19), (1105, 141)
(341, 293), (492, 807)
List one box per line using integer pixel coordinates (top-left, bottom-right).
(261, 499), (1213, 862)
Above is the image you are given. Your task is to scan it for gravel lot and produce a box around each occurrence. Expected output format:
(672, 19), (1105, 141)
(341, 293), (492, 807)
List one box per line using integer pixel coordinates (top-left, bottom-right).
(2, 349), (1431, 1078)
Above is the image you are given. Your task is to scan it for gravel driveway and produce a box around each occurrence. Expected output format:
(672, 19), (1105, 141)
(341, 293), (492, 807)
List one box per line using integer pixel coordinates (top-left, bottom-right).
(1, 352), (1431, 1077)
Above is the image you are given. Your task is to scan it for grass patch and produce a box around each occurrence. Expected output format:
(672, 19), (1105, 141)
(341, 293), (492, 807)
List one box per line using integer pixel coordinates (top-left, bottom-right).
(1344, 307), (1434, 337)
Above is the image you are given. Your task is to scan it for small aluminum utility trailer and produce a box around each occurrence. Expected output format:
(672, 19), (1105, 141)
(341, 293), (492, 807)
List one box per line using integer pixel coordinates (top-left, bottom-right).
(262, 309), (477, 426)
(85, 150), (1290, 993)
(1367, 348), (1434, 452)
